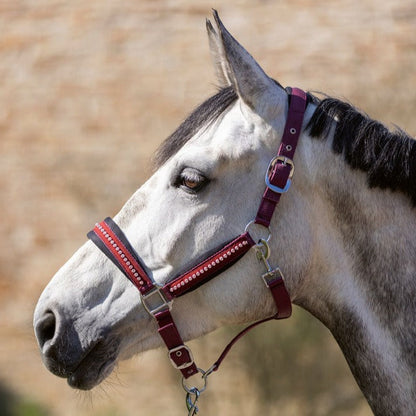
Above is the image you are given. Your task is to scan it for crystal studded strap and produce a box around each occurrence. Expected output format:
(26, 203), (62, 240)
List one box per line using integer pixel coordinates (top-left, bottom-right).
(163, 233), (255, 298)
(88, 219), (256, 302)
(88, 218), (153, 293)
(88, 218), (199, 379)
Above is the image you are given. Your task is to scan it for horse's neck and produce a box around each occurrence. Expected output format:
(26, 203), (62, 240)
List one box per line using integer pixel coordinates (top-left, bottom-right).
(299, 139), (416, 415)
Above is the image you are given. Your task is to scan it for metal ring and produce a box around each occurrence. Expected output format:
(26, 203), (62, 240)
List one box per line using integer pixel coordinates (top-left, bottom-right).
(255, 238), (270, 260)
(244, 220), (271, 244)
(182, 368), (208, 394)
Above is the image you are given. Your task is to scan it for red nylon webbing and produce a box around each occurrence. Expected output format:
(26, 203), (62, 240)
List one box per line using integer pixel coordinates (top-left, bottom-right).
(255, 88), (307, 227)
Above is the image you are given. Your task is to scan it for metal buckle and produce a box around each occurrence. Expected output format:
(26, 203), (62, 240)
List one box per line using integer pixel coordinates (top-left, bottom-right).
(265, 155), (295, 193)
(262, 267), (285, 287)
(141, 286), (172, 315)
(169, 345), (195, 370)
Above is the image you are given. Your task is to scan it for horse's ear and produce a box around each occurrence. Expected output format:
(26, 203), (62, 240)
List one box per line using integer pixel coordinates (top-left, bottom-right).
(206, 16), (232, 88)
(206, 10), (286, 118)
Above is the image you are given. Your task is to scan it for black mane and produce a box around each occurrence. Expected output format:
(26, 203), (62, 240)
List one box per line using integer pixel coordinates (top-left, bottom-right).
(153, 86), (237, 168)
(307, 96), (416, 204)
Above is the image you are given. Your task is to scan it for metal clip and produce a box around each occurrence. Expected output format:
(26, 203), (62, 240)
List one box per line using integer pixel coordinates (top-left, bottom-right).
(255, 239), (271, 270)
(186, 388), (200, 415)
(255, 239), (285, 287)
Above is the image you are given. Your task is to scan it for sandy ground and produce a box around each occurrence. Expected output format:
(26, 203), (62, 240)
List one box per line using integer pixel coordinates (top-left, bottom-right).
(0, 1), (415, 415)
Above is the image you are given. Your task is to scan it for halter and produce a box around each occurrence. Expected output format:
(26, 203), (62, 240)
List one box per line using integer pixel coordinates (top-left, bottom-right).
(88, 87), (307, 412)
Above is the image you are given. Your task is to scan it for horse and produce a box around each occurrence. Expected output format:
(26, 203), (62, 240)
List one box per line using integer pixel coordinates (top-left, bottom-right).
(33, 11), (416, 415)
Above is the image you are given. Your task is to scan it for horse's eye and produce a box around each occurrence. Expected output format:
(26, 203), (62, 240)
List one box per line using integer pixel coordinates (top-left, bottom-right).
(176, 168), (209, 193)
(182, 178), (200, 190)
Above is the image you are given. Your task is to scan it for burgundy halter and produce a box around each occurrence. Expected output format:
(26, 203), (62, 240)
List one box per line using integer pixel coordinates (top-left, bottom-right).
(88, 87), (307, 381)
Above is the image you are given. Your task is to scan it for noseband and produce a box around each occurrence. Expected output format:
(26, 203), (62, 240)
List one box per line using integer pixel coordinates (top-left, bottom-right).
(88, 87), (307, 406)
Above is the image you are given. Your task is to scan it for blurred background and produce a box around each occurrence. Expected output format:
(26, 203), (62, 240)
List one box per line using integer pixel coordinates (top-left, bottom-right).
(1, 1), (415, 415)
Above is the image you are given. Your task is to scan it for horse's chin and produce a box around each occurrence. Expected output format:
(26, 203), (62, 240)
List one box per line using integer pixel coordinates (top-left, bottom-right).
(64, 340), (119, 391)
(67, 358), (117, 390)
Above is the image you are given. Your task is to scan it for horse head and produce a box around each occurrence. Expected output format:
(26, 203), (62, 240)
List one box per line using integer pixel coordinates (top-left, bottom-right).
(33, 11), (312, 390)
(34, 11), (416, 415)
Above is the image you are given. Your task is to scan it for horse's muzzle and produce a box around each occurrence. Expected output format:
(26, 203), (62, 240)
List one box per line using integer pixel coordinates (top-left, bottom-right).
(34, 306), (81, 377)
(34, 304), (118, 390)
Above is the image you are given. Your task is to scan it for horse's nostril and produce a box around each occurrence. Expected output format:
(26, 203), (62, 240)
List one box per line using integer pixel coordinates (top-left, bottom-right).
(35, 310), (57, 350)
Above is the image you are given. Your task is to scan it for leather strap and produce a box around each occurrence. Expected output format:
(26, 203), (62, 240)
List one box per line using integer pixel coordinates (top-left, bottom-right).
(209, 315), (276, 374)
(164, 233), (255, 297)
(88, 218), (152, 293)
(155, 309), (199, 378)
(267, 273), (292, 319)
(89, 219), (256, 302)
(255, 88), (307, 227)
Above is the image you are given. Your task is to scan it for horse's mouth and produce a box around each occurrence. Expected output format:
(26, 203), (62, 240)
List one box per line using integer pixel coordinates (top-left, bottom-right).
(66, 340), (119, 390)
